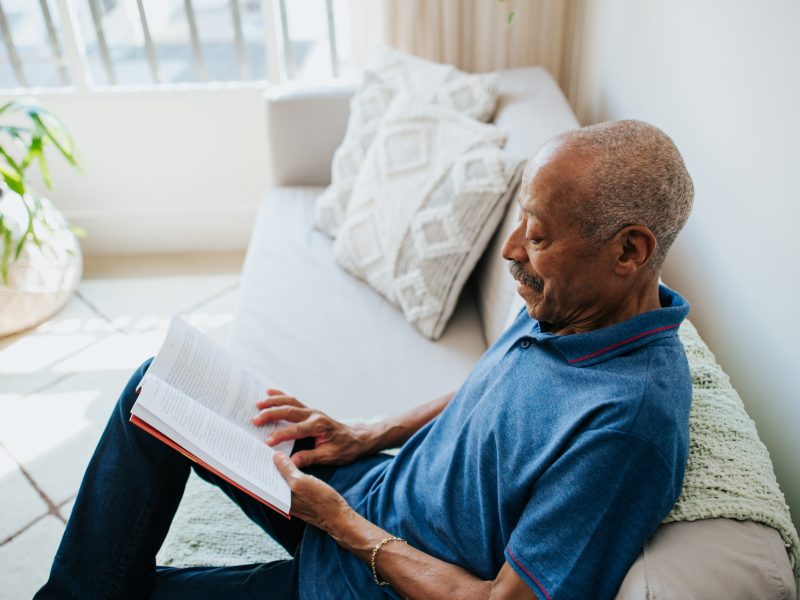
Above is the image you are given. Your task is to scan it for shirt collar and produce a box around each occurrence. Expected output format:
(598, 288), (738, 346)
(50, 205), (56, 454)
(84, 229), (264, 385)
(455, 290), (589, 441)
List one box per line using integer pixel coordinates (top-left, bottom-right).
(523, 284), (690, 368)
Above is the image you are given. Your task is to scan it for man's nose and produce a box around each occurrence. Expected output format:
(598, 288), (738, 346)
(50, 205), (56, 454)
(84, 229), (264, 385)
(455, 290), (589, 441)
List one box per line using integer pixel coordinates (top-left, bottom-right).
(501, 222), (528, 263)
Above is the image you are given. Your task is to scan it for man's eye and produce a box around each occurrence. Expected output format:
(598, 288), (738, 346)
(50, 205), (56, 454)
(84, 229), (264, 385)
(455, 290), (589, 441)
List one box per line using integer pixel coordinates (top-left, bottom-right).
(526, 237), (542, 245)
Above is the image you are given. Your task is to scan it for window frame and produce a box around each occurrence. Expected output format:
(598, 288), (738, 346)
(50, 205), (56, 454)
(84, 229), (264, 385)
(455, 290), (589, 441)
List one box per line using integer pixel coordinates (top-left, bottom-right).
(0, 0), (346, 98)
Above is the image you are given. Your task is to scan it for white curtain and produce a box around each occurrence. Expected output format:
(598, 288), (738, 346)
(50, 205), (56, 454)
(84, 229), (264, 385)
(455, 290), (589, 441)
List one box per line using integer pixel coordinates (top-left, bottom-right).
(343, 0), (569, 80)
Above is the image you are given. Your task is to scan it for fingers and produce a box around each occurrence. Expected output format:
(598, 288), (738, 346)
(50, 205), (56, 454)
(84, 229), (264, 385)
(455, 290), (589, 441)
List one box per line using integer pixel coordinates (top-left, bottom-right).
(251, 405), (313, 426)
(266, 420), (321, 445)
(273, 451), (301, 480)
(291, 448), (329, 468)
(256, 393), (305, 410)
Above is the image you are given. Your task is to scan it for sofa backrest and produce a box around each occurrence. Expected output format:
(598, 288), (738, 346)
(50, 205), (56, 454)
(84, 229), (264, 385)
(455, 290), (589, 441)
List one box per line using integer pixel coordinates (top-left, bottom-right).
(265, 82), (354, 187)
(473, 68), (580, 346)
(263, 68), (580, 347)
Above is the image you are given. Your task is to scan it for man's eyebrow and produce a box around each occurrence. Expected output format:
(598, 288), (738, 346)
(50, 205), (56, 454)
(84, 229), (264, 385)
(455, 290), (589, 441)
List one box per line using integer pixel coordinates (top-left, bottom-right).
(516, 196), (545, 223)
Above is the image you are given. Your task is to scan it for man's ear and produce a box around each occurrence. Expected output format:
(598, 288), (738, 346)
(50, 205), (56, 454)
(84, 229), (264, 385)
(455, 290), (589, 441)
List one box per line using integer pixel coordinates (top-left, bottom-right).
(612, 226), (657, 275)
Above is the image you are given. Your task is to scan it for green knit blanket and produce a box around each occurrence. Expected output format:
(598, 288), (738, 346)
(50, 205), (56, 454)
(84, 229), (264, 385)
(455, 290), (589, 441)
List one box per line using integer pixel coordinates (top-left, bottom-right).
(669, 319), (799, 588)
(159, 320), (799, 588)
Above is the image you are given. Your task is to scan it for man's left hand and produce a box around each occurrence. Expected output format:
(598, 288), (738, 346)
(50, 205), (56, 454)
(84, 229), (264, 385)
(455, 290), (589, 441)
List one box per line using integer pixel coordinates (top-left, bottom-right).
(254, 389), (383, 468)
(273, 451), (352, 532)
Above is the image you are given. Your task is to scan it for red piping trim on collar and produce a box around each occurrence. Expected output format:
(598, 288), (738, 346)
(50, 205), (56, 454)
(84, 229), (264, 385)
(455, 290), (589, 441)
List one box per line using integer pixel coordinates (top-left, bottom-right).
(567, 324), (680, 364)
(507, 547), (553, 600)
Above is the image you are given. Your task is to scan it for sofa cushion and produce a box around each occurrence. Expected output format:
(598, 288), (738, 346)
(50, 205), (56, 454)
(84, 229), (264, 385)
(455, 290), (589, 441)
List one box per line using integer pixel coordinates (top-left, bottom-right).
(333, 98), (523, 340)
(615, 519), (796, 600)
(229, 186), (487, 421)
(313, 47), (498, 237)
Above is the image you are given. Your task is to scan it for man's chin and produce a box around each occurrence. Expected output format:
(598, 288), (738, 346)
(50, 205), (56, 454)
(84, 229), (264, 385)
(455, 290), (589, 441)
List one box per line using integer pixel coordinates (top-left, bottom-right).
(524, 302), (541, 319)
(516, 280), (544, 297)
(517, 285), (544, 318)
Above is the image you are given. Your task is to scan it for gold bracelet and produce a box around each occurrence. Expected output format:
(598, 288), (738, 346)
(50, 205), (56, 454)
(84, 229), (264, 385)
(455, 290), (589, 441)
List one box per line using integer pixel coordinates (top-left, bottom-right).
(370, 536), (407, 586)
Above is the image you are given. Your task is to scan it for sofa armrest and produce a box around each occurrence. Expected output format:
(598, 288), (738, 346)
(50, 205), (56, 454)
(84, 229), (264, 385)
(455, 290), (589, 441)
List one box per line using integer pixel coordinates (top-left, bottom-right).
(264, 82), (355, 187)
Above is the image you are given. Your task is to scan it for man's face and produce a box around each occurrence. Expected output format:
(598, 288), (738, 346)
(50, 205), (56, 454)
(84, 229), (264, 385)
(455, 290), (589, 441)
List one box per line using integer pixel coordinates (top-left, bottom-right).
(501, 143), (617, 332)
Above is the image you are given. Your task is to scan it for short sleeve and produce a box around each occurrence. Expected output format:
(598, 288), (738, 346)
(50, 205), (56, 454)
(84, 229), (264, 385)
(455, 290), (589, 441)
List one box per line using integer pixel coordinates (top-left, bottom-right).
(504, 428), (679, 600)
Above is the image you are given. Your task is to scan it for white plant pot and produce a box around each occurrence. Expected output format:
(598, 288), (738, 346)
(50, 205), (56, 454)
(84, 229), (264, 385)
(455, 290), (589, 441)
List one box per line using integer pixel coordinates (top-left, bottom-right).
(0, 194), (83, 337)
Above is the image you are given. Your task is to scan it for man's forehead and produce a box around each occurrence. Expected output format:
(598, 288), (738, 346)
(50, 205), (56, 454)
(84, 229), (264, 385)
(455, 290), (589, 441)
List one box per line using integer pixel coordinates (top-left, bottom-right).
(517, 183), (552, 224)
(523, 138), (573, 181)
(519, 140), (590, 218)
(532, 137), (569, 168)
(521, 140), (565, 190)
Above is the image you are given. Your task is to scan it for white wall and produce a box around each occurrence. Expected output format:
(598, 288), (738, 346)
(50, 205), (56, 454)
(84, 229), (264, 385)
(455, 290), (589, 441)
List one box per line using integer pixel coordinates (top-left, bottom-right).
(2, 86), (271, 254)
(571, 0), (800, 524)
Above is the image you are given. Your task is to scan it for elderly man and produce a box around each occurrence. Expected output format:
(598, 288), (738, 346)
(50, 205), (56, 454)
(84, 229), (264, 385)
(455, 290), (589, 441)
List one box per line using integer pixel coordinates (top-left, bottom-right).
(37, 119), (694, 600)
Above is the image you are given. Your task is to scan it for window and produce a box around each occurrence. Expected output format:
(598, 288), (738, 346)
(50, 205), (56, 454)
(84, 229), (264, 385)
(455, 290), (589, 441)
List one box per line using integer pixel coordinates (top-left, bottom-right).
(0, 0), (353, 92)
(0, 0), (70, 89)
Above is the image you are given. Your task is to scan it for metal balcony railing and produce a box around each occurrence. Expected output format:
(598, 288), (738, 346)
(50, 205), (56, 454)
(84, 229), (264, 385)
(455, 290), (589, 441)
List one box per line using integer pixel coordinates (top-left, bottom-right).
(0, 0), (346, 91)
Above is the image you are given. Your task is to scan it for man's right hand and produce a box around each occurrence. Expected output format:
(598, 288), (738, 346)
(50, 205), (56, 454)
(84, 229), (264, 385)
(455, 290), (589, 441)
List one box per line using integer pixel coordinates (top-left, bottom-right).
(252, 390), (383, 468)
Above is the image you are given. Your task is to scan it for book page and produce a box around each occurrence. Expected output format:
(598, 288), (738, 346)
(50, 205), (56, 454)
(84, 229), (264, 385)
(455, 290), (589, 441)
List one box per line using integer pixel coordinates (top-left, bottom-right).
(143, 317), (292, 454)
(132, 377), (291, 511)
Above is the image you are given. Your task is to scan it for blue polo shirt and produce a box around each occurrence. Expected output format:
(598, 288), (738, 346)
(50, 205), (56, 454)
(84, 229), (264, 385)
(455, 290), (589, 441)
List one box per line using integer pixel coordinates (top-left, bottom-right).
(297, 285), (692, 599)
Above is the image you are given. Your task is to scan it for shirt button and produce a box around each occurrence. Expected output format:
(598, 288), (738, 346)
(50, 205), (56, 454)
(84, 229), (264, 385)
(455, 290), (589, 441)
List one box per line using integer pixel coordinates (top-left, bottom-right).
(520, 339), (531, 349)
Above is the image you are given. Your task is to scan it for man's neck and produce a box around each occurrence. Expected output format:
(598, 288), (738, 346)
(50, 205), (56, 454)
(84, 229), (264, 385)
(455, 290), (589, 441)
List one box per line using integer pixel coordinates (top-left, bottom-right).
(543, 278), (662, 336)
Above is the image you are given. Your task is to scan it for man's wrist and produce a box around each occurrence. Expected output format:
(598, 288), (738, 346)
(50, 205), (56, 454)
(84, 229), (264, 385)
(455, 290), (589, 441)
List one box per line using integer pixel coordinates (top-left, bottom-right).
(355, 420), (401, 455)
(326, 504), (383, 556)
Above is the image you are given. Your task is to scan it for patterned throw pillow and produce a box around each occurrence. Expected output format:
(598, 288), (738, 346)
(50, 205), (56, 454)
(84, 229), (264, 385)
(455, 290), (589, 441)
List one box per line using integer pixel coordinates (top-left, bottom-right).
(314, 47), (499, 237)
(333, 98), (524, 340)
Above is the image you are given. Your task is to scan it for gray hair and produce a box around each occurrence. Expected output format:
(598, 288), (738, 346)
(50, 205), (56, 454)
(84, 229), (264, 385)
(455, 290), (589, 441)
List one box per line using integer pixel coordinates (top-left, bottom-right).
(562, 119), (694, 270)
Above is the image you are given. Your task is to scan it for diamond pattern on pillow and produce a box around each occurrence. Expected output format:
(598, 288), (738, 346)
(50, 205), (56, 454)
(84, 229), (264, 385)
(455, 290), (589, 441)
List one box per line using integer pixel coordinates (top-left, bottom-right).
(314, 47), (499, 238)
(371, 47), (498, 122)
(410, 207), (471, 259)
(380, 125), (431, 175)
(333, 99), (523, 340)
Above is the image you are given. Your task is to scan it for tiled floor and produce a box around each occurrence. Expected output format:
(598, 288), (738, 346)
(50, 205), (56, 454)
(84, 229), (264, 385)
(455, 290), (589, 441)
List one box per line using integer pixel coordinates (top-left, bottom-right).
(0, 253), (244, 599)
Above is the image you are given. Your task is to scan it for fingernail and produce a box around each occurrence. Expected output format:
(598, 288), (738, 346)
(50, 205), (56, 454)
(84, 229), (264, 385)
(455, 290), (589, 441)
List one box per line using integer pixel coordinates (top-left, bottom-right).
(266, 436), (274, 444)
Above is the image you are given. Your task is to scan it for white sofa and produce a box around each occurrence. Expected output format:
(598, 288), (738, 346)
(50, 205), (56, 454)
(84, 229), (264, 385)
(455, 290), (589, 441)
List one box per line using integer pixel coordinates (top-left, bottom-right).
(225, 68), (796, 599)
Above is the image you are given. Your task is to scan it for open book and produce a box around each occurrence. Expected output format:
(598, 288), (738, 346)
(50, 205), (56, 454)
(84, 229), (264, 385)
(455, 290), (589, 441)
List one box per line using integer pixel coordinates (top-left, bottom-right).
(130, 317), (294, 517)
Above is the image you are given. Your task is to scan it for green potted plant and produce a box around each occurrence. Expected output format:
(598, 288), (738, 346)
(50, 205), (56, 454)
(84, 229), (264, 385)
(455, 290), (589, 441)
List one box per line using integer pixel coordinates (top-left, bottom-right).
(0, 98), (83, 337)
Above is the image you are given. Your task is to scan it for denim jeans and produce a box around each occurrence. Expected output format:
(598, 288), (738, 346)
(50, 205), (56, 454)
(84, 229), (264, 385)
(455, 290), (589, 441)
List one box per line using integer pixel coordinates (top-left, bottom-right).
(35, 358), (332, 600)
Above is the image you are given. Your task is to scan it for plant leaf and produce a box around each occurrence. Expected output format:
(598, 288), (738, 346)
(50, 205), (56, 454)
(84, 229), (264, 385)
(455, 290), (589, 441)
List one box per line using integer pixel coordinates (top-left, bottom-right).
(0, 146), (23, 175)
(37, 147), (52, 189)
(0, 98), (82, 271)
(0, 100), (15, 115)
(13, 230), (27, 260)
(0, 124), (31, 141)
(0, 165), (25, 195)
(31, 112), (79, 168)
(1, 225), (12, 285)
